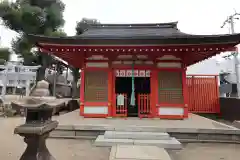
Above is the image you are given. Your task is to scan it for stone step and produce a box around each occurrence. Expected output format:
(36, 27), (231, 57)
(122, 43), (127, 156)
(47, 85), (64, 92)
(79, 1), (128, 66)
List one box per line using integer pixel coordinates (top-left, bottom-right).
(104, 131), (170, 140)
(133, 138), (182, 149)
(109, 145), (172, 160)
(94, 135), (182, 149)
(95, 135), (134, 146)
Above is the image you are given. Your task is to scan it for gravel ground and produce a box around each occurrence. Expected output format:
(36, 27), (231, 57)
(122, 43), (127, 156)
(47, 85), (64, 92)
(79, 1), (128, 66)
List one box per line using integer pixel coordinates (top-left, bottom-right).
(170, 143), (240, 160)
(1, 117), (240, 160)
(0, 117), (110, 160)
(0, 135), (110, 160)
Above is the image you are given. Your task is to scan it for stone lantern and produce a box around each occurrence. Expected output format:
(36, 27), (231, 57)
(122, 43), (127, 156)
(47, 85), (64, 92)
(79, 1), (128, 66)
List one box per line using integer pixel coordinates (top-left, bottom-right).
(14, 97), (62, 160)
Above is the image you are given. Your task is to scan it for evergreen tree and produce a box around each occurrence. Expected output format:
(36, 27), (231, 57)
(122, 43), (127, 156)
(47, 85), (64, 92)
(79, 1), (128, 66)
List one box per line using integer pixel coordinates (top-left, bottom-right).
(0, 0), (66, 80)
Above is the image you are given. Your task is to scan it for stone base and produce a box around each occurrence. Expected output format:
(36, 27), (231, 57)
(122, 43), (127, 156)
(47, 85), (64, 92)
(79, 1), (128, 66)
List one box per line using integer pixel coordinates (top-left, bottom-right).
(19, 133), (56, 160)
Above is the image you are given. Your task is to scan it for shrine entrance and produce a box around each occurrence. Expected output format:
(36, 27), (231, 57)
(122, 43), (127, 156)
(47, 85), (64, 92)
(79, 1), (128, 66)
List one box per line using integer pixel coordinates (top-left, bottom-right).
(114, 69), (151, 117)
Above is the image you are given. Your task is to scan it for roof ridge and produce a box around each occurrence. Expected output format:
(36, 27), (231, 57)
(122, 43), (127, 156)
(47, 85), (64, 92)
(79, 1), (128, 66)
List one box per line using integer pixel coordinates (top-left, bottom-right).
(88, 22), (178, 29)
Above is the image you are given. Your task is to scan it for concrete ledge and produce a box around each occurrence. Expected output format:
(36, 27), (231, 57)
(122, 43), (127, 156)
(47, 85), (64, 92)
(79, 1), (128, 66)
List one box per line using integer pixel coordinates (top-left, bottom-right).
(197, 128), (238, 134)
(170, 133), (198, 140)
(58, 125), (240, 134)
(179, 139), (240, 144)
(53, 124), (240, 143)
(198, 134), (233, 141)
(49, 130), (240, 143)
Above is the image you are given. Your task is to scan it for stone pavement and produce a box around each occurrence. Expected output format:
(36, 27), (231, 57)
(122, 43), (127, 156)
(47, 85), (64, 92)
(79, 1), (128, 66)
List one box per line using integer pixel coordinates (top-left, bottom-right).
(109, 145), (171, 160)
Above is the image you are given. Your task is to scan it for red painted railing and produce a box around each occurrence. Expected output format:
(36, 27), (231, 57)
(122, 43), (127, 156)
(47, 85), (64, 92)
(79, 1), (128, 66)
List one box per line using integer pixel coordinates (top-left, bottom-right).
(187, 75), (220, 113)
(138, 94), (151, 118)
(115, 93), (127, 117)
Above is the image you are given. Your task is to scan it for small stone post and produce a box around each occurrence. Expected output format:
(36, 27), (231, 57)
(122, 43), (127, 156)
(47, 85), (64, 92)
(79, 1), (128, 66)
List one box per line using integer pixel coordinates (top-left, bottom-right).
(25, 80), (30, 96)
(14, 98), (58, 160)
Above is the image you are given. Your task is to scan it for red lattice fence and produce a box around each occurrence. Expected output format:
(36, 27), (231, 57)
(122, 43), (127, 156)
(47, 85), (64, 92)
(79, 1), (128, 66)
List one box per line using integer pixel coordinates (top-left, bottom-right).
(187, 75), (220, 113)
(138, 94), (151, 118)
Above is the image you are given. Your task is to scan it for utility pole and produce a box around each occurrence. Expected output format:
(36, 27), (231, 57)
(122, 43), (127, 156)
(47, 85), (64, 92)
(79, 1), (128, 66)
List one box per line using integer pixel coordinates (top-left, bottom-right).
(221, 12), (240, 97)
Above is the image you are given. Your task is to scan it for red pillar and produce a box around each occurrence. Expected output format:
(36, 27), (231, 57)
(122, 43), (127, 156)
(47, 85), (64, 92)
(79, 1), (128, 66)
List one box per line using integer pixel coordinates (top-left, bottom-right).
(182, 68), (189, 118)
(150, 69), (158, 117)
(108, 64), (113, 117)
(80, 69), (85, 116)
(112, 72), (116, 117)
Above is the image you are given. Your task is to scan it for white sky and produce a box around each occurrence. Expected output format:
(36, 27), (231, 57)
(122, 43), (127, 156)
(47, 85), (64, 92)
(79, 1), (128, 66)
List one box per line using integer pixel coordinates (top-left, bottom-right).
(1, 0), (240, 58)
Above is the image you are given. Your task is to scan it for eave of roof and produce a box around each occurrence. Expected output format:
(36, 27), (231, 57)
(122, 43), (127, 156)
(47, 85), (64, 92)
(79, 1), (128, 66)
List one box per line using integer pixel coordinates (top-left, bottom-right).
(27, 22), (240, 45)
(28, 33), (240, 46)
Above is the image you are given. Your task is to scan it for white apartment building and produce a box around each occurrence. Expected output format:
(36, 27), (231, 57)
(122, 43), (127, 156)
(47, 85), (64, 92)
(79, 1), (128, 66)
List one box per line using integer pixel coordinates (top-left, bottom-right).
(0, 61), (40, 98)
(187, 55), (238, 82)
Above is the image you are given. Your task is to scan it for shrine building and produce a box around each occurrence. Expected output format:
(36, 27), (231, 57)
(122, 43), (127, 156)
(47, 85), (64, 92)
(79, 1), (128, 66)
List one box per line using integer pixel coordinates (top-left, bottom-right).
(29, 22), (240, 119)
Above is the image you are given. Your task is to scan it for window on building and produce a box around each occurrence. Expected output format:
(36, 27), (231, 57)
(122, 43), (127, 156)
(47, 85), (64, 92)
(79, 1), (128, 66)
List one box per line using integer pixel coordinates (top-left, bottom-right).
(9, 80), (14, 84)
(21, 80), (26, 85)
(84, 71), (108, 102)
(158, 71), (183, 104)
(15, 67), (20, 72)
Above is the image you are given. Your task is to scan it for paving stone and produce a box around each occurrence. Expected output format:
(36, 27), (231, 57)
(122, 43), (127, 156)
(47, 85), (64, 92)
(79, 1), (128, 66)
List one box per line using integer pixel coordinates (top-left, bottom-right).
(109, 145), (172, 160)
(133, 138), (182, 149)
(104, 131), (170, 140)
(94, 135), (134, 147)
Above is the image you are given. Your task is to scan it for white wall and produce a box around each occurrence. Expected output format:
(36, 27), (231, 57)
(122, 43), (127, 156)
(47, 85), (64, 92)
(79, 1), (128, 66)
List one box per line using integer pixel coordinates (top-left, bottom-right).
(187, 57), (220, 75)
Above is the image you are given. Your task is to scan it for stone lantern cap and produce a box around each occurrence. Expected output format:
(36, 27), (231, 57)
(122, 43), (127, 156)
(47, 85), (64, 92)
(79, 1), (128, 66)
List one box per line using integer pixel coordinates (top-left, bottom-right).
(12, 96), (66, 109)
(19, 97), (65, 109)
(14, 97), (63, 136)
